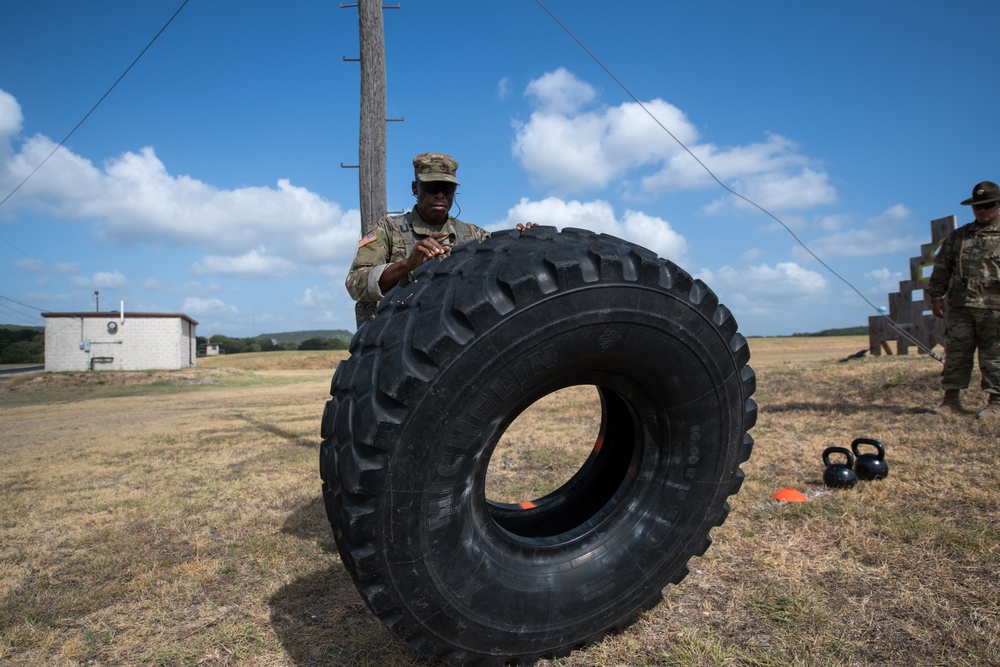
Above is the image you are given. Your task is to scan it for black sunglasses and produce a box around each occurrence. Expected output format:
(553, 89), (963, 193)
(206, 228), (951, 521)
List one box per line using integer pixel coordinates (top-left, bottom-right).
(972, 201), (999, 211)
(419, 181), (457, 195)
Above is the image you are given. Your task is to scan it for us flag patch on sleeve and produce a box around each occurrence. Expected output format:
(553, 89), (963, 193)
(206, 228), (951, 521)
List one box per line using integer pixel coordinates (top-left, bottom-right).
(358, 230), (377, 248)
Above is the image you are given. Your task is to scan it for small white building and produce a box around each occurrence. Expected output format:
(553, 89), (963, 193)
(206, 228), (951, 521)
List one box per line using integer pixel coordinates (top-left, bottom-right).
(42, 311), (198, 372)
(198, 343), (222, 357)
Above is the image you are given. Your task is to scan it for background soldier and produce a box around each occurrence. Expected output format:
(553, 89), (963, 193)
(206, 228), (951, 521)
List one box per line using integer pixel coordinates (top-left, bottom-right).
(927, 180), (1000, 420)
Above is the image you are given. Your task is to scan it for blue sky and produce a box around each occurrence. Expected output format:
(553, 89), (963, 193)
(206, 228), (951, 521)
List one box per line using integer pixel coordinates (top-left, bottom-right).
(1, 1), (997, 338)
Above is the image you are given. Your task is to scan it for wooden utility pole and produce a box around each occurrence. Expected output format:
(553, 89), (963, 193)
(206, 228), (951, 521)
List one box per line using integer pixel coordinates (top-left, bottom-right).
(345, 0), (396, 326)
(357, 0), (387, 235)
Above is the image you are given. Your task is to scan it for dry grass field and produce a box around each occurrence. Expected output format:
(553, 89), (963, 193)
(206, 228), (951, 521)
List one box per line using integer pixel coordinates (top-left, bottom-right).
(1, 336), (997, 666)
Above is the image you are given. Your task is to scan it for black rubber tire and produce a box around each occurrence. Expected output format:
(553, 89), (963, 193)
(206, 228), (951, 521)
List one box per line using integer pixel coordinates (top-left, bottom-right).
(320, 227), (756, 666)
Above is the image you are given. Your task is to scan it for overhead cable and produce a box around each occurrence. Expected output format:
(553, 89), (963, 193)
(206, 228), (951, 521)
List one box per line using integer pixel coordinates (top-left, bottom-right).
(0, 0), (191, 210)
(0, 0), (191, 302)
(0, 292), (44, 311)
(532, 0), (942, 362)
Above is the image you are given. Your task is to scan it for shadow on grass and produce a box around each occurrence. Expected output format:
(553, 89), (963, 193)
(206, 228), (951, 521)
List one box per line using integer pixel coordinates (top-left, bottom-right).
(270, 499), (431, 666)
(269, 569), (416, 667)
(280, 496), (339, 548)
(268, 575), (433, 667)
(240, 413), (317, 448)
(763, 401), (932, 416)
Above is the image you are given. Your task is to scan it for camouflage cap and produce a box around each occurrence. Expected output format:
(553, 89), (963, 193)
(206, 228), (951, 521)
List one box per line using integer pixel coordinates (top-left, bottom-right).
(960, 180), (1000, 206)
(413, 152), (460, 185)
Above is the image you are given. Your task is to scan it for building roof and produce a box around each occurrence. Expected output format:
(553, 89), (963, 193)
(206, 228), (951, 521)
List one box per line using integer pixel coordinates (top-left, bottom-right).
(41, 312), (199, 325)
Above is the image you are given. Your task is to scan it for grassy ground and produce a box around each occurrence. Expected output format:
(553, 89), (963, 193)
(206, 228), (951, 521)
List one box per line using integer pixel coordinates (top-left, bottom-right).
(1, 338), (997, 666)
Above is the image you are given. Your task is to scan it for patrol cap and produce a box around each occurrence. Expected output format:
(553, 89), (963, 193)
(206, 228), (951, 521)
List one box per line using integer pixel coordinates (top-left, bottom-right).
(413, 152), (460, 185)
(960, 180), (1000, 206)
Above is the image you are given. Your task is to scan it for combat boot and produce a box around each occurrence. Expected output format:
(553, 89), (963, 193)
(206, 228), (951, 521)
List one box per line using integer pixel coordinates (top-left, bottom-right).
(976, 394), (1000, 421)
(933, 389), (963, 415)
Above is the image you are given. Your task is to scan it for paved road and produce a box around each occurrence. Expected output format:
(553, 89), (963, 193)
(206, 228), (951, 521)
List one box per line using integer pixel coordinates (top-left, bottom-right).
(0, 365), (44, 375)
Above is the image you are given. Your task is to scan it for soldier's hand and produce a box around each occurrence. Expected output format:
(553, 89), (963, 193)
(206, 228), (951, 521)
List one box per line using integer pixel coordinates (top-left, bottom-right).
(407, 233), (450, 271)
(515, 222), (538, 232)
(932, 299), (945, 319)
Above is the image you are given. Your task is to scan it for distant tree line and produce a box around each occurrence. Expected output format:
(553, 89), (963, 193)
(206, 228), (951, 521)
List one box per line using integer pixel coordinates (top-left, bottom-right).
(3, 325), (867, 364)
(0, 327), (351, 365)
(789, 326), (868, 337)
(200, 334), (350, 354)
(0, 327), (44, 364)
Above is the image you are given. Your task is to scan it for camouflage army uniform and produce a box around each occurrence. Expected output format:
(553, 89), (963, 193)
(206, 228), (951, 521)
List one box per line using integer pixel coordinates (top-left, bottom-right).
(927, 215), (1000, 395)
(345, 209), (490, 303)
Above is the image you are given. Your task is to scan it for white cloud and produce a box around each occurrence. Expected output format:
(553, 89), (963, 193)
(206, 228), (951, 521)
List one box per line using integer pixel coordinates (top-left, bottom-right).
(724, 168), (838, 213)
(496, 76), (511, 100)
(524, 67), (596, 114)
(513, 69), (691, 193)
(698, 262), (829, 317)
(181, 296), (239, 316)
(15, 258), (80, 274)
(92, 271), (127, 288)
(865, 267), (904, 294)
(294, 286), (336, 308)
(2, 132), (104, 208)
(512, 69), (835, 211)
(644, 133), (808, 196)
(871, 203), (909, 224)
(496, 196), (689, 264)
(702, 165), (837, 215)
(69, 270), (127, 289)
(818, 213), (853, 232)
(143, 277), (221, 294)
(793, 228), (917, 260)
(191, 248), (296, 278)
(618, 209), (689, 264)
(0, 96), (362, 269)
(0, 88), (23, 153)
(23, 289), (80, 305)
(792, 205), (923, 260)
(513, 111), (614, 191)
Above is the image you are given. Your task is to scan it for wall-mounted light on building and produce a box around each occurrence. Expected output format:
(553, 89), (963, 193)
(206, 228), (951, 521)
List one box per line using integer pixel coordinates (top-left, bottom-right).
(107, 321), (118, 335)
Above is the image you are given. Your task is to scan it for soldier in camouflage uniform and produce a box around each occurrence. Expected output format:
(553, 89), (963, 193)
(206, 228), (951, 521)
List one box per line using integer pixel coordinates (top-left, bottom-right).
(346, 152), (532, 318)
(927, 180), (1000, 420)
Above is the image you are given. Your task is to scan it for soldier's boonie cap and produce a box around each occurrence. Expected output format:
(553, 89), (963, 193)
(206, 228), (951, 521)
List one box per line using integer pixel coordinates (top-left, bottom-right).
(413, 152), (460, 185)
(960, 180), (1000, 206)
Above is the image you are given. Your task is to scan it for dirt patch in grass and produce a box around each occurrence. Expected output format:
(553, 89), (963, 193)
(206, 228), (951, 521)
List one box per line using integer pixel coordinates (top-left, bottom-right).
(2, 340), (998, 666)
(197, 350), (347, 371)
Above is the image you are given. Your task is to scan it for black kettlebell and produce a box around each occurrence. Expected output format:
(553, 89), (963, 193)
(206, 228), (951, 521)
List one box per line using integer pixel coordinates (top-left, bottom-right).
(851, 438), (888, 481)
(822, 446), (857, 489)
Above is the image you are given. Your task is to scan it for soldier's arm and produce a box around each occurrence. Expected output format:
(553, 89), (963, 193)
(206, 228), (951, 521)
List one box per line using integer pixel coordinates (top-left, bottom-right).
(345, 218), (398, 302)
(377, 233), (450, 292)
(927, 233), (957, 301)
(345, 263), (382, 303)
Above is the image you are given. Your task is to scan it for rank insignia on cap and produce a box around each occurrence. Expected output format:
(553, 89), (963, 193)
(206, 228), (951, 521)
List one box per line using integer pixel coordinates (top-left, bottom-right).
(977, 189), (985, 195)
(358, 230), (377, 248)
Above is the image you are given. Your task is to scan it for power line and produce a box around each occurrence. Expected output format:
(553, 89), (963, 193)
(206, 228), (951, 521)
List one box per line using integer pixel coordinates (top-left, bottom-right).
(0, 0), (191, 303)
(0, 292), (44, 311)
(0, 292), (45, 326)
(532, 0), (942, 362)
(0, 301), (44, 326)
(0, 0), (191, 211)
(0, 293), (47, 327)
(0, 239), (76, 288)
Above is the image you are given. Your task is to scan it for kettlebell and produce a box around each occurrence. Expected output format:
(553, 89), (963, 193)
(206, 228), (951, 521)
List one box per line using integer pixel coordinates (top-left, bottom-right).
(822, 446), (857, 489)
(851, 438), (888, 481)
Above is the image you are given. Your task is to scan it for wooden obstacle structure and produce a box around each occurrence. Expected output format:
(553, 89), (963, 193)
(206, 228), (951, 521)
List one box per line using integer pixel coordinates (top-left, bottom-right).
(868, 215), (956, 356)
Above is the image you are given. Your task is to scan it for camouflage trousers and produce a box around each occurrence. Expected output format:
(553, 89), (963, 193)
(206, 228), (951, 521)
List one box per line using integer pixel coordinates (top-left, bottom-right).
(941, 306), (1000, 394)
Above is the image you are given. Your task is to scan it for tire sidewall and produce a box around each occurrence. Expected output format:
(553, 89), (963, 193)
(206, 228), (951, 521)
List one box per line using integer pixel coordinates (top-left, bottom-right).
(378, 282), (744, 649)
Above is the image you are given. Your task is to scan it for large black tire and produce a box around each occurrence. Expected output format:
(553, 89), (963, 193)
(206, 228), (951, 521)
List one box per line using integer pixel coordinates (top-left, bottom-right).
(320, 227), (756, 666)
